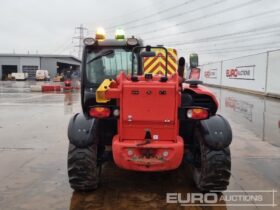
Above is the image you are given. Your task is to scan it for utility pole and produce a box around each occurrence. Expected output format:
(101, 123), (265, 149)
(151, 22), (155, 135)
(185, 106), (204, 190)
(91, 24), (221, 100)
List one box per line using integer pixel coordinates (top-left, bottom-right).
(73, 24), (88, 58)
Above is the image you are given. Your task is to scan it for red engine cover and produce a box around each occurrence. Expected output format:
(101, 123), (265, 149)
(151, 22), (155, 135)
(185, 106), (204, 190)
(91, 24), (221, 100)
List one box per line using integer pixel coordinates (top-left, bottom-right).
(106, 72), (184, 171)
(121, 82), (177, 141)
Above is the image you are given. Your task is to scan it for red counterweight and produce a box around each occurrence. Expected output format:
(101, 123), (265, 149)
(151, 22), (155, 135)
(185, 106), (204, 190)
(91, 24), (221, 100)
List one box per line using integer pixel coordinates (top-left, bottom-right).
(104, 72), (184, 171)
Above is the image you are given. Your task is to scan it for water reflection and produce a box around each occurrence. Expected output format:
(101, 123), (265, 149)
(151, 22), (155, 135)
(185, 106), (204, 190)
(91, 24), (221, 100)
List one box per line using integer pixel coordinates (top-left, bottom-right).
(225, 97), (254, 122)
(0, 80), (35, 93)
(64, 92), (73, 114)
(210, 87), (280, 147)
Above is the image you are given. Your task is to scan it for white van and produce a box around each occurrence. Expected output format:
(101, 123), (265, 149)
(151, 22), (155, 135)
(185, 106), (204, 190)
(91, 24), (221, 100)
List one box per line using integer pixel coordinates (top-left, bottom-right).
(11, 73), (28, 81)
(36, 70), (50, 81)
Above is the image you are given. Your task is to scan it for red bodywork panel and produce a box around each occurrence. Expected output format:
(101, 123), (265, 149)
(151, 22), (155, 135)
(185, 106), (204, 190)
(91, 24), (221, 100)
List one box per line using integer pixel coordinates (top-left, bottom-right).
(105, 72), (183, 171)
(122, 83), (177, 140)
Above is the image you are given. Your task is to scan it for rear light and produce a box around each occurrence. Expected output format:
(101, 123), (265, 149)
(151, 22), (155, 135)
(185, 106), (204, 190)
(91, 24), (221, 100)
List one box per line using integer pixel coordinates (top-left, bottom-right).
(89, 107), (111, 118)
(187, 108), (208, 120)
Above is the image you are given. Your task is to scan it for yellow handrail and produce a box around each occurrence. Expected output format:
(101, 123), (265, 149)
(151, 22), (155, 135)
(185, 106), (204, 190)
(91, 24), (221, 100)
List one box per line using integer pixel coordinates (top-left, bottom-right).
(96, 79), (115, 103)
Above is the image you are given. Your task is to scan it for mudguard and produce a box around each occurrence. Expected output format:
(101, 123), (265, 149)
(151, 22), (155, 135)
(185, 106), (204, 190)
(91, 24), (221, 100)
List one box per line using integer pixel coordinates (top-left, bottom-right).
(199, 115), (232, 150)
(68, 113), (95, 148)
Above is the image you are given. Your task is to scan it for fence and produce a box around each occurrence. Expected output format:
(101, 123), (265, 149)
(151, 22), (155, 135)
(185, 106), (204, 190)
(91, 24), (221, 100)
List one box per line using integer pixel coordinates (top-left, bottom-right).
(200, 49), (280, 97)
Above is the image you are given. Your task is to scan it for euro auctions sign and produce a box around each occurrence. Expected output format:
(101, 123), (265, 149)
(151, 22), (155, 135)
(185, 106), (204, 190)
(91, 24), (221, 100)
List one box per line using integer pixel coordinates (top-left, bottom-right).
(204, 68), (217, 79)
(226, 65), (255, 80)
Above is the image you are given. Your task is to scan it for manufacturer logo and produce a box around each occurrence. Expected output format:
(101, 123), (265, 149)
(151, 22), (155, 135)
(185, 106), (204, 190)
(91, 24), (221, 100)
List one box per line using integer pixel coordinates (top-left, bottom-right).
(226, 65), (255, 80)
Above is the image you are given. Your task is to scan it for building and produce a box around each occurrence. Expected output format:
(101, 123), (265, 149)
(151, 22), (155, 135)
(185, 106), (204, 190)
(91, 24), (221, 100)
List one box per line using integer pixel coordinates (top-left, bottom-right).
(0, 54), (81, 80)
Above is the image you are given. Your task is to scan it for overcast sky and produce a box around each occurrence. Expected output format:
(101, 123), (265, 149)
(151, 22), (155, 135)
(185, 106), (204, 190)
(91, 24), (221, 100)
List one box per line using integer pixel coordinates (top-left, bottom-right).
(0, 0), (280, 63)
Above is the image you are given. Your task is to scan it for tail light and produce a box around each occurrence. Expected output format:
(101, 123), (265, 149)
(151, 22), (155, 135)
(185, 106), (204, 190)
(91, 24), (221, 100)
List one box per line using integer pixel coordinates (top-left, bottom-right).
(187, 108), (208, 120)
(89, 107), (111, 118)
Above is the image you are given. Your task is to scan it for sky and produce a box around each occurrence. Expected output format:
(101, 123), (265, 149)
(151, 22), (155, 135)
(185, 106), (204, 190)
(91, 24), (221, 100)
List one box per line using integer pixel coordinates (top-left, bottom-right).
(0, 0), (280, 63)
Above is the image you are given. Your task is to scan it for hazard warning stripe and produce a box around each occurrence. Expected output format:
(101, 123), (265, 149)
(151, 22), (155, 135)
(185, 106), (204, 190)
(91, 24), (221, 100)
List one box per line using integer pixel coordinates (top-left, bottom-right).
(150, 63), (166, 75)
(143, 48), (178, 74)
(143, 56), (160, 71)
(157, 52), (177, 68)
(167, 52), (176, 64)
(143, 51), (177, 67)
(149, 62), (174, 75)
(145, 62), (175, 74)
(154, 52), (177, 72)
(167, 60), (177, 72)
(144, 57), (162, 74)
(147, 57), (177, 74)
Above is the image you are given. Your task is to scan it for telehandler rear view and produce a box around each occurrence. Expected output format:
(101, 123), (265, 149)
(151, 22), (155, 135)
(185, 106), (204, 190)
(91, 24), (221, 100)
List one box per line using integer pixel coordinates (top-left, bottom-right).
(67, 30), (232, 192)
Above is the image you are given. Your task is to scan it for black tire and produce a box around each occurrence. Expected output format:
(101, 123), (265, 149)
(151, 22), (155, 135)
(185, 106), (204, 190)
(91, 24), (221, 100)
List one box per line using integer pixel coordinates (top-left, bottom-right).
(192, 129), (231, 192)
(67, 143), (100, 191)
(67, 121), (100, 191)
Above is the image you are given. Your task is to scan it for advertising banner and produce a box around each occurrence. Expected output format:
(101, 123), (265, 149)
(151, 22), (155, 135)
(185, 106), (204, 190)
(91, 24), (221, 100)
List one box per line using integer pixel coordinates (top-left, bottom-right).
(204, 68), (218, 79)
(226, 65), (255, 80)
(201, 62), (222, 85)
(221, 53), (267, 92)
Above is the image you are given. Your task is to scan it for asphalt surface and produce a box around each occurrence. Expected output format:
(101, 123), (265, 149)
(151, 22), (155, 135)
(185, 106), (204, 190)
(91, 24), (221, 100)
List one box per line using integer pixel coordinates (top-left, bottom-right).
(0, 81), (279, 210)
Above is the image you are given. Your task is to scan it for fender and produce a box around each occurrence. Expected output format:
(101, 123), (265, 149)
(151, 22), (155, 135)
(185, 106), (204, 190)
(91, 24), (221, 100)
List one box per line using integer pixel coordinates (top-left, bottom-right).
(199, 115), (232, 150)
(68, 113), (96, 148)
(182, 83), (219, 108)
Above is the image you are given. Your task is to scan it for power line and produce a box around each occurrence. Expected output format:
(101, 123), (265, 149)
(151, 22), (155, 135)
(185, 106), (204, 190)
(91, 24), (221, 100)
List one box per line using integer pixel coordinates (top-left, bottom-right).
(198, 45), (280, 55)
(137, 0), (262, 36)
(175, 30), (280, 50)
(167, 28), (280, 48)
(166, 23), (280, 46)
(144, 7), (280, 41)
(191, 40), (280, 53)
(122, 0), (225, 31)
(56, 42), (74, 55)
(107, 0), (199, 30)
(53, 40), (73, 54)
(101, 0), (168, 25)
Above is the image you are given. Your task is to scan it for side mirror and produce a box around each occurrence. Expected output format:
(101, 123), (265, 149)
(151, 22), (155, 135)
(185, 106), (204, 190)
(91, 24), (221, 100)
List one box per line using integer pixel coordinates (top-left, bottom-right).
(140, 51), (156, 58)
(189, 53), (199, 68)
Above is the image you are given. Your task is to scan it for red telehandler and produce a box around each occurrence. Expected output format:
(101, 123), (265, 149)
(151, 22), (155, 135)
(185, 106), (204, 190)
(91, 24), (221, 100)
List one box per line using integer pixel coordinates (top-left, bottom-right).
(67, 31), (232, 192)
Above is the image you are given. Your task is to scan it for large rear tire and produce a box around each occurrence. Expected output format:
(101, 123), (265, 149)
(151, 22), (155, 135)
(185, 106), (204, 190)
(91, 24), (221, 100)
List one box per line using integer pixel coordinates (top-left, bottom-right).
(192, 129), (231, 192)
(67, 120), (100, 191)
(67, 143), (100, 191)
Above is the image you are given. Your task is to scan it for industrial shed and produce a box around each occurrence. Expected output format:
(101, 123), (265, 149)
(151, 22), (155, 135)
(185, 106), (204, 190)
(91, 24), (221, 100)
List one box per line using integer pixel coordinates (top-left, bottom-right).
(0, 54), (81, 80)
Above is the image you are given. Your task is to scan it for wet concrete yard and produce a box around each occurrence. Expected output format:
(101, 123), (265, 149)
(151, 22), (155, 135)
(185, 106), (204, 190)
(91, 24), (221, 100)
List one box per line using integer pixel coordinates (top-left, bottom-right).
(0, 81), (279, 210)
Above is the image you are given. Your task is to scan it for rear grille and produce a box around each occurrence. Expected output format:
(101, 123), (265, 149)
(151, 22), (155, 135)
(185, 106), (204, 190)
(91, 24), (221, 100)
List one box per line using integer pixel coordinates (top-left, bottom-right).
(193, 95), (212, 107)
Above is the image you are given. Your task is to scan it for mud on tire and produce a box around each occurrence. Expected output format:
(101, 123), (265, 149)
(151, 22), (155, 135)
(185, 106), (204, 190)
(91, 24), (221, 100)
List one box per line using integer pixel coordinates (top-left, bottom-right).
(192, 129), (231, 192)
